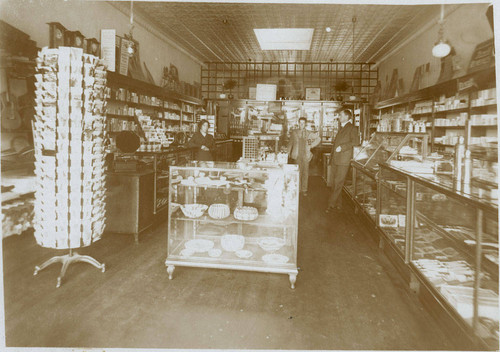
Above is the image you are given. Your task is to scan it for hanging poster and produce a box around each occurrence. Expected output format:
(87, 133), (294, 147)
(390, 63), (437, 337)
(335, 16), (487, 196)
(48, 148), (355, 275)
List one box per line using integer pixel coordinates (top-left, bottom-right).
(100, 29), (115, 71)
(118, 37), (130, 76)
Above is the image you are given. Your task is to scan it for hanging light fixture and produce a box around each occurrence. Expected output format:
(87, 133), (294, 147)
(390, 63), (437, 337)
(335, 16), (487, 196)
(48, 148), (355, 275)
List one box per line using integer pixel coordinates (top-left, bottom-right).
(432, 4), (451, 58)
(125, 0), (135, 55)
(349, 16), (357, 101)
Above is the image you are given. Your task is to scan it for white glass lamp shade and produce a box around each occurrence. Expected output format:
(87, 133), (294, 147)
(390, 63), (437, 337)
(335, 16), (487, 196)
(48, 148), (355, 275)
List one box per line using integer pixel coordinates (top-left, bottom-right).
(432, 40), (451, 58)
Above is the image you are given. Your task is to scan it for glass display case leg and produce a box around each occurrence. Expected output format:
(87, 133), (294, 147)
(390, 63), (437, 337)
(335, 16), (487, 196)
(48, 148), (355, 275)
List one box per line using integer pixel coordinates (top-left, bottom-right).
(409, 272), (420, 294)
(378, 237), (385, 249)
(134, 233), (139, 245)
(167, 265), (175, 280)
(289, 273), (297, 289)
(34, 249), (105, 288)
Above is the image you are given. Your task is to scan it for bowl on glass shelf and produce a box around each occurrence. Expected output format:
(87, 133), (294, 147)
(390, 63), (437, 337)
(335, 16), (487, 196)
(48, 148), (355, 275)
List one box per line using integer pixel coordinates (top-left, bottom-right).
(208, 204), (230, 219)
(234, 206), (258, 221)
(220, 234), (245, 252)
(180, 204), (208, 218)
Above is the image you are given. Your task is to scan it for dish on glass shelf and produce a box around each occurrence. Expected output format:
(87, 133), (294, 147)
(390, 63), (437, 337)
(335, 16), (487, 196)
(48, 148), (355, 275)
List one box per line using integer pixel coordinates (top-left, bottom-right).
(220, 234), (245, 252)
(184, 239), (214, 253)
(257, 237), (286, 252)
(180, 204), (208, 218)
(233, 206), (258, 221)
(180, 248), (196, 257)
(208, 204), (230, 219)
(235, 249), (253, 259)
(262, 254), (289, 264)
(208, 248), (222, 258)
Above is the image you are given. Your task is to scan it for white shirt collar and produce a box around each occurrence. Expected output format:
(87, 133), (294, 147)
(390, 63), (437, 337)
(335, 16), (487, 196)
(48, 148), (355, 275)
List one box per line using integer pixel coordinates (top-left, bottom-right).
(340, 120), (349, 128)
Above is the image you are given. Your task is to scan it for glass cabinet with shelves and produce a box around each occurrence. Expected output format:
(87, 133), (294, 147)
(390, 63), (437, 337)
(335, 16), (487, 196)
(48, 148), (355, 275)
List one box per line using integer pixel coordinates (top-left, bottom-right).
(411, 178), (498, 349)
(165, 161), (299, 288)
(349, 132), (426, 224)
(378, 165), (409, 257)
(378, 163), (499, 348)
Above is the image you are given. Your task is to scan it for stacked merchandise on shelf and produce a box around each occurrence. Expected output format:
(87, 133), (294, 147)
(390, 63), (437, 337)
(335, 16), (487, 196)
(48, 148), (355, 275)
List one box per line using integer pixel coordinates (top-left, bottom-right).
(412, 100), (433, 114)
(434, 93), (469, 111)
(377, 112), (428, 133)
(135, 111), (169, 151)
(471, 87), (496, 107)
(32, 47), (107, 248)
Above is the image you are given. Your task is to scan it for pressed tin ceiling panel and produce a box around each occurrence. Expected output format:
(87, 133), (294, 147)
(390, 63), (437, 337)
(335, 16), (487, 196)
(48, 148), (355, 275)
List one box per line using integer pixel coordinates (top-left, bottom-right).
(117, 2), (456, 64)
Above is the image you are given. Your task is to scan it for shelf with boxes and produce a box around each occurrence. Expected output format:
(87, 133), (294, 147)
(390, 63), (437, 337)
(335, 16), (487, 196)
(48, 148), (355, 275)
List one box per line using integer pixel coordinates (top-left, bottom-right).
(105, 71), (202, 151)
(373, 67), (497, 153)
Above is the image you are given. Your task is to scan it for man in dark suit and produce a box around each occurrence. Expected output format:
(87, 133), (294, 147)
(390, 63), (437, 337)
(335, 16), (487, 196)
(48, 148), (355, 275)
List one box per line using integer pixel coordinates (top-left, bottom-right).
(325, 108), (359, 213)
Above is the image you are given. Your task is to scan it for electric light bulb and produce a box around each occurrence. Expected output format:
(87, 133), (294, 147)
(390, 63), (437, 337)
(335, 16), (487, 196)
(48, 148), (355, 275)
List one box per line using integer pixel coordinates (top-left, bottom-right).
(127, 43), (135, 55)
(432, 41), (451, 58)
(326, 27), (331, 32)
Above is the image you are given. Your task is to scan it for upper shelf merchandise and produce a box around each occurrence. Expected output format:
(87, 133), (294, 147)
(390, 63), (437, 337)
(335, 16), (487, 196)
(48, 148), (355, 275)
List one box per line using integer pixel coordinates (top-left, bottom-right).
(165, 161), (299, 288)
(105, 71), (202, 153)
(371, 67), (497, 153)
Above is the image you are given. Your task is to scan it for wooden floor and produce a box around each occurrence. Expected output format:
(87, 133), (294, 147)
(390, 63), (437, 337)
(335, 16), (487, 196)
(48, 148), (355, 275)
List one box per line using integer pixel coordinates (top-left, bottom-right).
(2, 176), (460, 350)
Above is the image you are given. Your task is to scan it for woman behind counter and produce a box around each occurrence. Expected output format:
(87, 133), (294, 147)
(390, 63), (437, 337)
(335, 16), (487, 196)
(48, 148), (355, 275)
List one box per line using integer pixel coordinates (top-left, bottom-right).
(187, 119), (215, 161)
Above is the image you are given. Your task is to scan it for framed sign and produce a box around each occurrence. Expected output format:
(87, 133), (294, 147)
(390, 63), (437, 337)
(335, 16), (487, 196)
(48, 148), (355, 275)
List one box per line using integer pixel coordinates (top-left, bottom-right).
(305, 87), (320, 100)
(256, 84), (277, 101)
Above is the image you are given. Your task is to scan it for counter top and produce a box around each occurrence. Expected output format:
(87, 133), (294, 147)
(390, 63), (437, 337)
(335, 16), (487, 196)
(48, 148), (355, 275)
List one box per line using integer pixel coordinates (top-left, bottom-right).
(381, 162), (498, 214)
(134, 146), (198, 155)
(106, 169), (155, 177)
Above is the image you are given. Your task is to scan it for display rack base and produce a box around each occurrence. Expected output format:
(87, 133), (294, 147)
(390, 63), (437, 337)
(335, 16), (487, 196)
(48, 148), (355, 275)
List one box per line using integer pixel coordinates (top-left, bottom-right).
(165, 262), (298, 289)
(34, 250), (106, 288)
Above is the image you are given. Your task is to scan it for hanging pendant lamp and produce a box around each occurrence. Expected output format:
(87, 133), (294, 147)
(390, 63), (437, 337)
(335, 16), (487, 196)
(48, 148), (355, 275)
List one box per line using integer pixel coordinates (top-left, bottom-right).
(349, 16), (357, 101)
(432, 4), (451, 58)
(126, 1), (135, 55)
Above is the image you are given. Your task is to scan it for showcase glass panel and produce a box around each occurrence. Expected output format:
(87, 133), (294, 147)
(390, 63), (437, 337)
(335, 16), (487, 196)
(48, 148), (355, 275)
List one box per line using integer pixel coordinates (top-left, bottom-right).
(412, 182), (499, 343)
(166, 162), (299, 285)
(354, 133), (405, 172)
(354, 166), (365, 205)
(379, 167), (407, 254)
(360, 174), (377, 221)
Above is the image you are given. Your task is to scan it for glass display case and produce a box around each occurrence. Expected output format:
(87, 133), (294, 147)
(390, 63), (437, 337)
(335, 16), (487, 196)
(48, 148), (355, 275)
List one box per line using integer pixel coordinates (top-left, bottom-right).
(165, 161), (300, 288)
(349, 132), (428, 224)
(135, 148), (196, 214)
(379, 163), (499, 348)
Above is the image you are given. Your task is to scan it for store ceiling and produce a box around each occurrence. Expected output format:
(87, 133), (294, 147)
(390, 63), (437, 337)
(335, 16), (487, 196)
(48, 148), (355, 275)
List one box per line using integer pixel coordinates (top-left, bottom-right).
(116, 2), (454, 64)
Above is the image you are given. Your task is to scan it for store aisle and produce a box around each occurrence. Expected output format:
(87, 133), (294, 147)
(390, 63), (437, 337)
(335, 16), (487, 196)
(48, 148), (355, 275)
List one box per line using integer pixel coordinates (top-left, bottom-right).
(2, 177), (458, 350)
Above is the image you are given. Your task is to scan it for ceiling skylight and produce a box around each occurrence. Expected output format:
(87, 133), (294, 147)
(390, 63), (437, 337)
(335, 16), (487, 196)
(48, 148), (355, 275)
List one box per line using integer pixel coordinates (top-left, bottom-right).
(254, 28), (314, 50)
